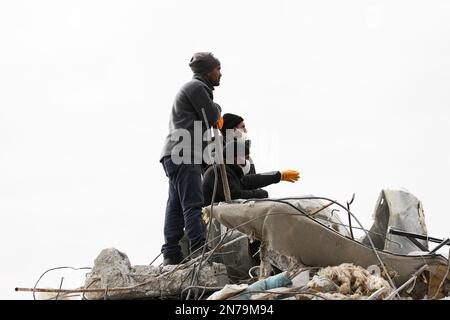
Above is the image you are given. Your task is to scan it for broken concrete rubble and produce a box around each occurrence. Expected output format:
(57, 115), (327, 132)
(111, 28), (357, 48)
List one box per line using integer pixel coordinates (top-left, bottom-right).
(362, 189), (428, 254)
(289, 197), (351, 237)
(75, 190), (448, 300)
(206, 264), (393, 300)
(18, 190), (449, 300)
(81, 247), (401, 300)
(206, 190), (449, 299)
(83, 248), (229, 300)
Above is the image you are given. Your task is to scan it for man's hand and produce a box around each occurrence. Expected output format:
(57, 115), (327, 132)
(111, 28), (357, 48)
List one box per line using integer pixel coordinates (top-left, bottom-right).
(280, 170), (300, 183)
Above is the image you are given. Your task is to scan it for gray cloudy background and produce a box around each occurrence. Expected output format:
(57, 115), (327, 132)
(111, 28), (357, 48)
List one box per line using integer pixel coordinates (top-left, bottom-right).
(1, 0), (449, 299)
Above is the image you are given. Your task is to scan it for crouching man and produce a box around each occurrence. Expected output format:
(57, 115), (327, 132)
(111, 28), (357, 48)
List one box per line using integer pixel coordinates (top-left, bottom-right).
(202, 139), (300, 205)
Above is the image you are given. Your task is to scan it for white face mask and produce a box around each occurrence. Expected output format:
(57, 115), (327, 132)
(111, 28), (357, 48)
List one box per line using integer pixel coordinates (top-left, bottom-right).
(234, 129), (248, 141)
(241, 160), (251, 175)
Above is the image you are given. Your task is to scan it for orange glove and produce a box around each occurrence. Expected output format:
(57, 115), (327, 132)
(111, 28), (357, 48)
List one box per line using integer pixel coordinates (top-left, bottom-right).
(281, 170), (300, 183)
(217, 116), (224, 130)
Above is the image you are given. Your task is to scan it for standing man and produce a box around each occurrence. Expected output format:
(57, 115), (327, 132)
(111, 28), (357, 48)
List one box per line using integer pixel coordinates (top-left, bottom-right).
(160, 52), (222, 265)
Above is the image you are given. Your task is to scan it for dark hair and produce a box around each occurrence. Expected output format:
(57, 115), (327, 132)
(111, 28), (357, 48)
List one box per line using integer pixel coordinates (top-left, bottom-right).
(220, 113), (244, 135)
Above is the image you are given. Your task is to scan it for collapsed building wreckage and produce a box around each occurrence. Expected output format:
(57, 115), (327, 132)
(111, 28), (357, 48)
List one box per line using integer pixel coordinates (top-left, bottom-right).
(201, 189), (449, 300)
(20, 189), (449, 300)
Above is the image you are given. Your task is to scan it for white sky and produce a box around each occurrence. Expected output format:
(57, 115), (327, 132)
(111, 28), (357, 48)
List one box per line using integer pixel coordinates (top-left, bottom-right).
(1, 0), (449, 299)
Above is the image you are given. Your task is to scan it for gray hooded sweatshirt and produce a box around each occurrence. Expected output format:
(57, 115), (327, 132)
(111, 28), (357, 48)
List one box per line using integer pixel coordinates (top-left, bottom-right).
(160, 75), (222, 164)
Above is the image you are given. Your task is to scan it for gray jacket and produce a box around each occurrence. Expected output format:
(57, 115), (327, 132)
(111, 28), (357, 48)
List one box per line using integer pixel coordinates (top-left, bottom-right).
(160, 75), (222, 164)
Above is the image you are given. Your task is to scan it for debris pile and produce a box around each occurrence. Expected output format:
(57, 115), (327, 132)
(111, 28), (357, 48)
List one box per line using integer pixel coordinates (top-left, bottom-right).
(17, 189), (449, 300)
(207, 263), (392, 300)
(82, 251), (394, 300)
(307, 263), (392, 299)
(83, 248), (229, 300)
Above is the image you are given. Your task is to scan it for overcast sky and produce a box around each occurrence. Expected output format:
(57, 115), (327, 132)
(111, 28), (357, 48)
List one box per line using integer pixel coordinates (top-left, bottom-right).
(1, 0), (449, 299)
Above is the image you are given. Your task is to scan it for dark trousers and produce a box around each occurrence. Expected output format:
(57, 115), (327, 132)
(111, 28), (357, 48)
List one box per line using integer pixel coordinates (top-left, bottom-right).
(161, 156), (205, 258)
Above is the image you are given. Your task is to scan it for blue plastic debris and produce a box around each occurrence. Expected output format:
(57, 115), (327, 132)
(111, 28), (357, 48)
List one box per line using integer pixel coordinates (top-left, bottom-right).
(231, 271), (292, 300)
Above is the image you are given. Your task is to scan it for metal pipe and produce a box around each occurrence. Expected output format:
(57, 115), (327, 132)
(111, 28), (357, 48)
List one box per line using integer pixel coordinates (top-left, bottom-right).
(385, 265), (428, 300)
(388, 227), (449, 245)
(346, 193), (355, 240)
(213, 128), (231, 202)
(429, 238), (450, 254)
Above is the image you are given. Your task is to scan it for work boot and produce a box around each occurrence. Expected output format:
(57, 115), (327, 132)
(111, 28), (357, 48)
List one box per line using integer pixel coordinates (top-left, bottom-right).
(162, 252), (183, 266)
